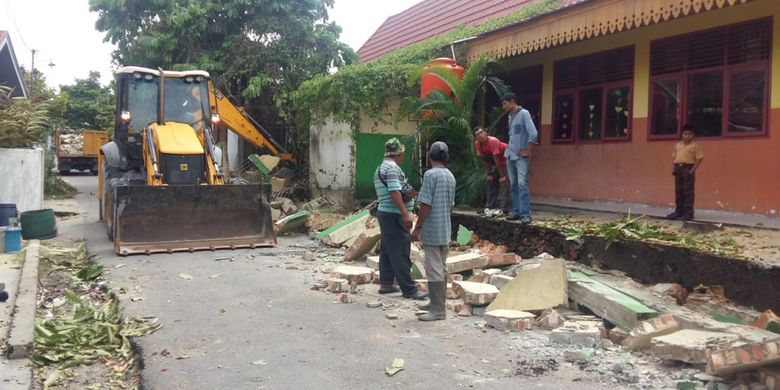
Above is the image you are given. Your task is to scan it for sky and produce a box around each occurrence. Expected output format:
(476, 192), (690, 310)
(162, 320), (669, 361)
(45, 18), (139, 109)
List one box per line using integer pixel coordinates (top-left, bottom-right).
(0, 0), (422, 89)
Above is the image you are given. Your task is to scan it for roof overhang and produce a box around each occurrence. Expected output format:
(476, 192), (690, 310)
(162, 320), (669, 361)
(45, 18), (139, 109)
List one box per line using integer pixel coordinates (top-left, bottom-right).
(466, 0), (756, 61)
(116, 66), (210, 78)
(0, 32), (27, 98)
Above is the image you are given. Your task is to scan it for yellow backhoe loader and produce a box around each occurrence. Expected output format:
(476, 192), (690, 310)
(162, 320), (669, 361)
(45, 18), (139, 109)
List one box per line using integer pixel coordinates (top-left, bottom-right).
(99, 66), (293, 255)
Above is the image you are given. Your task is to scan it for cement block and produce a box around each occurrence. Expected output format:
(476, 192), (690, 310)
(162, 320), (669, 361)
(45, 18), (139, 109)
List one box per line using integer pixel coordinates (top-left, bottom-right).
(453, 281), (499, 306)
(318, 210), (370, 246)
(550, 321), (603, 347)
(485, 309), (535, 331)
(487, 260), (567, 312)
(624, 314), (682, 350)
(651, 329), (739, 364)
(490, 274), (514, 290)
(446, 252), (489, 274)
(331, 265), (374, 285)
(7, 241), (40, 359)
(707, 339), (780, 375)
(343, 228), (381, 262)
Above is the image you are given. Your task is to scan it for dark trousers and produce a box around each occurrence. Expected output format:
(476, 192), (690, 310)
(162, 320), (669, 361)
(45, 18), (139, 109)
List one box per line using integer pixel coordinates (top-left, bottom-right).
(674, 164), (695, 218)
(485, 165), (510, 211)
(376, 210), (417, 295)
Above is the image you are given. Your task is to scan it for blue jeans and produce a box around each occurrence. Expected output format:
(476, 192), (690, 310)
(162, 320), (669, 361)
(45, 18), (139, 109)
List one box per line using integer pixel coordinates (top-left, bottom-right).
(507, 157), (531, 219)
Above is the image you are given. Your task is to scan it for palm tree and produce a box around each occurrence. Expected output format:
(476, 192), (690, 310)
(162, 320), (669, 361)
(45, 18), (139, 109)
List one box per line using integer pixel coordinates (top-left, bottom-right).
(399, 57), (510, 205)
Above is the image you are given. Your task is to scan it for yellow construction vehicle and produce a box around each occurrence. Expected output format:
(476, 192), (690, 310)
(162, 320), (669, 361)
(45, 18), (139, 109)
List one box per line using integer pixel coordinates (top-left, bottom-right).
(99, 66), (291, 255)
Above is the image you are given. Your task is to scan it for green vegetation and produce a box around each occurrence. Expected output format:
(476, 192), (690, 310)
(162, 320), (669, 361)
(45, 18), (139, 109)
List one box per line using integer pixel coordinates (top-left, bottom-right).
(534, 214), (744, 257)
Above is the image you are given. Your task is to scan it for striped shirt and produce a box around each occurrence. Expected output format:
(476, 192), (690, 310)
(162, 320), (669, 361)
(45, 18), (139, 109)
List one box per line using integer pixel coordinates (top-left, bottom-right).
(417, 167), (456, 246)
(374, 158), (414, 213)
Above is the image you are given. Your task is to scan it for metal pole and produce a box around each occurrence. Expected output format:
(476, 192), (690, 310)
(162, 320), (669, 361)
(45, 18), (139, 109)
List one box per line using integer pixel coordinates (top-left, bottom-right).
(29, 49), (36, 97)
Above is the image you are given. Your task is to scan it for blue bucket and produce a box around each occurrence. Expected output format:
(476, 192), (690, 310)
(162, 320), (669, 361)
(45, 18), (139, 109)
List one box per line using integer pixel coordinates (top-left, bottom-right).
(4, 227), (22, 253)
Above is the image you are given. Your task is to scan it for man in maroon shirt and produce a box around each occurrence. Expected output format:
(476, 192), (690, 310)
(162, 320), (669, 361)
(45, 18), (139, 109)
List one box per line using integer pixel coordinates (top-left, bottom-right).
(474, 128), (509, 216)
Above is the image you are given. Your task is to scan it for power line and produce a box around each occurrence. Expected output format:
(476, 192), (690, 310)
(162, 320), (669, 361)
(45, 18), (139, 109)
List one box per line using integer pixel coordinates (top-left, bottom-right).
(2, 0), (31, 51)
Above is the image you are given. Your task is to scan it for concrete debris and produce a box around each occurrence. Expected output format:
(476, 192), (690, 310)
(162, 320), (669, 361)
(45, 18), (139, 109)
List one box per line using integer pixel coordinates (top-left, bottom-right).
(446, 283), (461, 300)
(652, 283), (689, 305)
(446, 274), (463, 283)
(483, 253), (521, 267)
(316, 210), (370, 247)
(469, 269), (501, 283)
(608, 327), (630, 346)
(651, 329), (739, 364)
(759, 366), (780, 390)
(453, 281), (499, 306)
(484, 309), (535, 332)
(489, 274), (514, 290)
(330, 265), (374, 285)
(753, 311), (780, 335)
(446, 252), (489, 274)
(385, 312), (399, 320)
(624, 314), (683, 350)
(537, 309), (565, 330)
(365, 255), (379, 271)
(324, 278), (349, 293)
(568, 270), (657, 331)
(307, 212), (347, 232)
(564, 348), (595, 362)
(687, 284), (730, 306)
(300, 196), (336, 212)
(550, 320), (603, 347)
(487, 259), (567, 312)
(274, 211), (310, 235)
(270, 177), (287, 193)
(336, 293), (352, 303)
(343, 228), (381, 262)
(707, 339), (780, 375)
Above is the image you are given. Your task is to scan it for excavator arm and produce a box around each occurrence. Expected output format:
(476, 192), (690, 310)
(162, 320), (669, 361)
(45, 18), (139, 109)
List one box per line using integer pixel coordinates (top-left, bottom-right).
(208, 82), (296, 163)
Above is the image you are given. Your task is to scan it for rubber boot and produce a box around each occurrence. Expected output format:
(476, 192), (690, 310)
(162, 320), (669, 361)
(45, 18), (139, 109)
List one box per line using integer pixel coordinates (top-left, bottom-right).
(418, 282), (446, 321)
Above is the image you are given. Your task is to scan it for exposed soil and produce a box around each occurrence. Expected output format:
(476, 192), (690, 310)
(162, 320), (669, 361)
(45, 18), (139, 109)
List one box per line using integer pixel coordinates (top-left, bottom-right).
(452, 213), (780, 313)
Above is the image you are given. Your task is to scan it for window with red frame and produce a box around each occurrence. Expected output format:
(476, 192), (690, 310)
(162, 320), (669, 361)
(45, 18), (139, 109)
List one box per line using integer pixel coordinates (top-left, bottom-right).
(649, 18), (771, 138)
(552, 46), (634, 143)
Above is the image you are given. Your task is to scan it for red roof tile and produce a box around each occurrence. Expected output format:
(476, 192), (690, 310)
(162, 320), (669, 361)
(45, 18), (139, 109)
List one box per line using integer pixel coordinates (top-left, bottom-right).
(358, 0), (570, 62)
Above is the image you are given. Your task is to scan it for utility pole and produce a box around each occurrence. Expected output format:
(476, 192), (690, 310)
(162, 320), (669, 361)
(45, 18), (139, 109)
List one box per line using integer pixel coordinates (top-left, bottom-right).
(29, 48), (36, 98)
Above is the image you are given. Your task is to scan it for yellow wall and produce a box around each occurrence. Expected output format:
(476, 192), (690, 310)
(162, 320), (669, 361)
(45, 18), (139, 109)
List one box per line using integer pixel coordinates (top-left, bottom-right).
(500, 0), (780, 126)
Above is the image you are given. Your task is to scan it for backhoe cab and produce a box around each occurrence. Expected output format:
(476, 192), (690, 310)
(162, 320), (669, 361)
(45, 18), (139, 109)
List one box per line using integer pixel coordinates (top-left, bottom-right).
(99, 67), (276, 255)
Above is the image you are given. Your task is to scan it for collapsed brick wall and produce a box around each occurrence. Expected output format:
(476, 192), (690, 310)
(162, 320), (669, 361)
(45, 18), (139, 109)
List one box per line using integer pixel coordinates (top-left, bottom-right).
(451, 213), (780, 314)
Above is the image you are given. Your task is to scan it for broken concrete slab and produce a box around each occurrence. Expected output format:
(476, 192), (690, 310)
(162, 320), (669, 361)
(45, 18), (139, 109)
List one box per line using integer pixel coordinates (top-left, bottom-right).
(550, 321), (603, 347)
(568, 270), (657, 331)
(485, 309), (535, 332)
(486, 259), (567, 312)
(469, 269), (501, 283)
(652, 329), (740, 364)
(490, 274), (514, 290)
(453, 281), (499, 306)
(256, 154), (281, 173)
(274, 211), (309, 235)
(331, 265), (374, 285)
(316, 210), (370, 247)
(447, 274), (463, 283)
(609, 328), (629, 346)
(270, 177), (286, 193)
(343, 228), (381, 262)
(707, 339), (780, 376)
(537, 309), (566, 330)
(446, 252), (489, 274)
(624, 314), (683, 350)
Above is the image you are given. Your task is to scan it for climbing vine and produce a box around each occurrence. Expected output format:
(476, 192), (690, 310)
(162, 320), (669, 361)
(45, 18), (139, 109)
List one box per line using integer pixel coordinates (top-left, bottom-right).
(287, 0), (560, 133)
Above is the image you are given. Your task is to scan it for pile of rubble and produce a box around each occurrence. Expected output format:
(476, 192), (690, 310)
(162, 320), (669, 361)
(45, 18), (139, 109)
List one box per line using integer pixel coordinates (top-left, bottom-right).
(58, 133), (84, 155)
(295, 210), (780, 389)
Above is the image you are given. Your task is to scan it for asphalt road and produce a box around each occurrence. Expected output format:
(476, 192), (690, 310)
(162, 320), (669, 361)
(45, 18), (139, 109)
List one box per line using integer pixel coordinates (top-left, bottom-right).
(59, 174), (617, 390)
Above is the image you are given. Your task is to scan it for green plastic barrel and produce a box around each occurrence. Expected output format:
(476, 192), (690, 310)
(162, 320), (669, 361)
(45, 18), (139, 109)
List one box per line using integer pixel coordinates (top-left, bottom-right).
(20, 209), (57, 239)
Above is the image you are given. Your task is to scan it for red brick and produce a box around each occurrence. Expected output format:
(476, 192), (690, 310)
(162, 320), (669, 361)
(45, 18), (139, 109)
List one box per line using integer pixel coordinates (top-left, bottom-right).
(609, 328), (629, 345)
(707, 340), (780, 375)
(624, 314), (682, 350)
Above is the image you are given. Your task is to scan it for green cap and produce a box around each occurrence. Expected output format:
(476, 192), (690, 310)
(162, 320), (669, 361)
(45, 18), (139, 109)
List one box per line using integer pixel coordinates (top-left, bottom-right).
(384, 138), (405, 157)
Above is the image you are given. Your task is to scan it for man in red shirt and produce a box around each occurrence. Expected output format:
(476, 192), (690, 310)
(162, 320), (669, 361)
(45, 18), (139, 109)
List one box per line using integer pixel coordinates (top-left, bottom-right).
(474, 128), (509, 216)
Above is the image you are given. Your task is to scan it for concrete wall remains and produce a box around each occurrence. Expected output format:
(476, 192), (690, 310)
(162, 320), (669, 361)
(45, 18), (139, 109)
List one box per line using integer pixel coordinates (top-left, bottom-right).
(308, 118), (355, 203)
(0, 148), (44, 213)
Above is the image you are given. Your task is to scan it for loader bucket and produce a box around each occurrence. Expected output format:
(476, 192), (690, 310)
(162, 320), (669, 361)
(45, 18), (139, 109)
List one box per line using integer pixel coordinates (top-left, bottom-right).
(111, 184), (276, 255)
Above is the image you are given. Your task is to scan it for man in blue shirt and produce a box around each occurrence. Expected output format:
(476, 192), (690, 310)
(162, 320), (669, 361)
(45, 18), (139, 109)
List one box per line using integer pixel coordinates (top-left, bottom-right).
(412, 141), (455, 321)
(502, 93), (538, 224)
